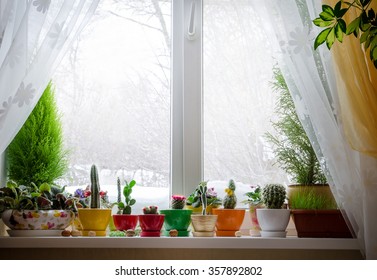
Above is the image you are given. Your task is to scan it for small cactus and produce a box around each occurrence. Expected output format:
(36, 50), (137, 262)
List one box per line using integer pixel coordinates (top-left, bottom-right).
(261, 184), (286, 209)
(117, 177), (121, 204)
(143, 206), (158, 214)
(195, 182), (208, 215)
(90, 164), (100, 208)
(223, 179), (237, 209)
(171, 195), (186, 209)
(117, 179), (136, 214)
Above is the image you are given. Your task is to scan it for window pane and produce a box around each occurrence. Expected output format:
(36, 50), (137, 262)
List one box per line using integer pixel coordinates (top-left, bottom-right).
(203, 0), (289, 201)
(53, 0), (171, 212)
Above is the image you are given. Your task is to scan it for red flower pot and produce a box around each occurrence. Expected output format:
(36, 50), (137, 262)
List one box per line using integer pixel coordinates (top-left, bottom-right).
(112, 214), (138, 231)
(138, 214), (165, 237)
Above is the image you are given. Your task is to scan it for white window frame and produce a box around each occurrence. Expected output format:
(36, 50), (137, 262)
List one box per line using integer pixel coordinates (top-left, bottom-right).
(171, 0), (203, 197)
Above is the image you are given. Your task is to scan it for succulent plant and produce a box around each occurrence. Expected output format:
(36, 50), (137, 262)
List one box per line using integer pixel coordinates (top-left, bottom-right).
(261, 184), (286, 209)
(195, 182), (208, 215)
(143, 206), (158, 214)
(117, 179), (136, 214)
(0, 180), (79, 213)
(90, 164), (101, 209)
(223, 179), (237, 209)
(171, 195), (186, 209)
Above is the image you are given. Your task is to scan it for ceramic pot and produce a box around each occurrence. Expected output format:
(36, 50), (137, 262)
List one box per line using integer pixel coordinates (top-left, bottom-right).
(212, 208), (245, 237)
(138, 214), (165, 237)
(159, 209), (192, 236)
(256, 208), (290, 237)
(112, 214), (138, 231)
(249, 203), (263, 236)
(190, 215), (217, 237)
(78, 208), (111, 236)
(291, 209), (353, 238)
(1, 209), (74, 230)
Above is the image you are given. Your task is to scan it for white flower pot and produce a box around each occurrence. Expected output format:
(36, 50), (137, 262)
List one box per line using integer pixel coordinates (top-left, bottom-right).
(256, 208), (290, 232)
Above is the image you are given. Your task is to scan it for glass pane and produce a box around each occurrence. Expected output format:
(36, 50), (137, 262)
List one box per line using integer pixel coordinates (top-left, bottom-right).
(53, 0), (171, 212)
(203, 0), (289, 204)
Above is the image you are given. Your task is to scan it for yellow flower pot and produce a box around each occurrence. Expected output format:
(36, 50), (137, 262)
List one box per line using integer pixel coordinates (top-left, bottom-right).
(78, 208), (111, 236)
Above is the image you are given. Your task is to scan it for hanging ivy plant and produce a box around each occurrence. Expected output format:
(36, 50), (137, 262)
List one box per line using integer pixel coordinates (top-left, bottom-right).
(313, 0), (377, 68)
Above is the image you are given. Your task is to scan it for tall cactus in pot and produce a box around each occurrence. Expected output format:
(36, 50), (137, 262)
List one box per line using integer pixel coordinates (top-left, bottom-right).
(90, 164), (101, 208)
(196, 182), (208, 215)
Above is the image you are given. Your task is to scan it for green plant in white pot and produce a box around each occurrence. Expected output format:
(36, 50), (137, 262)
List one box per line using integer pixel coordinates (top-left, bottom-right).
(256, 184), (290, 238)
(190, 182), (218, 237)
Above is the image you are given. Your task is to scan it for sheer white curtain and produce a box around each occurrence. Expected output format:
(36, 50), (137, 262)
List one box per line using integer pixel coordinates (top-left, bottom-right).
(253, 0), (377, 259)
(0, 0), (99, 186)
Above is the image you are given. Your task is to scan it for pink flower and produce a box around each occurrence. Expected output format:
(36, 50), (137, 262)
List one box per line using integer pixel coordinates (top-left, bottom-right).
(172, 195), (185, 201)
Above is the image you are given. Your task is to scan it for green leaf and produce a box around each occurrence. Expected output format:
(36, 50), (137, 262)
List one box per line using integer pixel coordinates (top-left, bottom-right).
(326, 27), (336, 49)
(39, 183), (51, 193)
(334, 1), (342, 15)
(118, 202), (125, 209)
(320, 11), (335, 21)
(360, 30), (370, 43)
(128, 180), (136, 188)
(314, 27), (332, 49)
(346, 17), (361, 35)
(123, 188), (130, 198)
(361, 0), (371, 8)
(31, 192), (41, 198)
(368, 9), (375, 20)
(338, 8), (348, 18)
(313, 18), (334, 27)
(365, 35), (375, 49)
(322, 4), (335, 16)
(335, 24), (344, 42)
(129, 199), (136, 206)
(338, 19), (347, 33)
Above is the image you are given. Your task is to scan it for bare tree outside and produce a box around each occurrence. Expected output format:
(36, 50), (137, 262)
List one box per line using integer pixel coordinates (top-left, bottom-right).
(53, 0), (288, 207)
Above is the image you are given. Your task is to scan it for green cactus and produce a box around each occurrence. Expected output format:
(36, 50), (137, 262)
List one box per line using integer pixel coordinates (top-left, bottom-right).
(117, 177), (121, 204)
(195, 181), (208, 215)
(171, 195), (186, 209)
(223, 179), (237, 209)
(261, 184), (286, 209)
(143, 206), (158, 214)
(90, 164), (100, 208)
(117, 179), (136, 214)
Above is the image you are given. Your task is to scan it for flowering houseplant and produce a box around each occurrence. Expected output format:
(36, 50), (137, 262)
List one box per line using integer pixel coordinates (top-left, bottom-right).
(74, 185), (111, 209)
(186, 185), (222, 211)
(0, 181), (76, 232)
(242, 185), (264, 237)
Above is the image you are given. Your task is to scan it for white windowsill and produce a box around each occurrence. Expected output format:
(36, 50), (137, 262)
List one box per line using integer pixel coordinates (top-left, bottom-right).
(0, 236), (360, 250)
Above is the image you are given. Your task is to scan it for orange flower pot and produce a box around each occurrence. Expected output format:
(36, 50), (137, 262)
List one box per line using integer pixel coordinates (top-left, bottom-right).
(212, 208), (245, 237)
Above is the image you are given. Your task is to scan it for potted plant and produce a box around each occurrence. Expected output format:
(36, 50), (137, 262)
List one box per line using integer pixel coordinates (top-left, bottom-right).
(112, 178), (138, 232)
(212, 179), (245, 237)
(138, 206), (165, 237)
(190, 182), (218, 237)
(289, 189), (352, 238)
(242, 185), (263, 237)
(256, 184), (290, 238)
(0, 180), (76, 236)
(77, 164), (111, 236)
(160, 195), (192, 237)
(186, 185), (222, 214)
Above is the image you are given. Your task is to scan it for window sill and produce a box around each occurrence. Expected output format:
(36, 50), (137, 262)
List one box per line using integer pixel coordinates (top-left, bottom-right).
(0, 236), (359, 249)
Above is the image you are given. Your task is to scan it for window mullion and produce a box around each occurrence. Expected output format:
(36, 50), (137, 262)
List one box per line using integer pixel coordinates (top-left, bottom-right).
(171, 0), (203, 197)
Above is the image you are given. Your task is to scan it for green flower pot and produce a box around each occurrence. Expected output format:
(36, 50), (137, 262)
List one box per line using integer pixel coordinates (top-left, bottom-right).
(160, 209), (192, 236)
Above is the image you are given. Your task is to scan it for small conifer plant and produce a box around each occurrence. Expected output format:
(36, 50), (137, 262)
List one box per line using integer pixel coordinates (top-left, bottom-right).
(7, 82), (68, 186)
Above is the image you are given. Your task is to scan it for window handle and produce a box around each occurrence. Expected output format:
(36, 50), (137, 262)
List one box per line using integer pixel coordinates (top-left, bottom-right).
(187, 1), (196, 40)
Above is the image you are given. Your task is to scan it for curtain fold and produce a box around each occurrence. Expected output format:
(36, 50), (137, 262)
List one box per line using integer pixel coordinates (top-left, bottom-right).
(0, 0), (100, 156)
(252, 0), (377, 259)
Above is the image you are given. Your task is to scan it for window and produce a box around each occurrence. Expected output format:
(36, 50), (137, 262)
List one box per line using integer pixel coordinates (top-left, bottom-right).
(53, 0), (288, 210)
